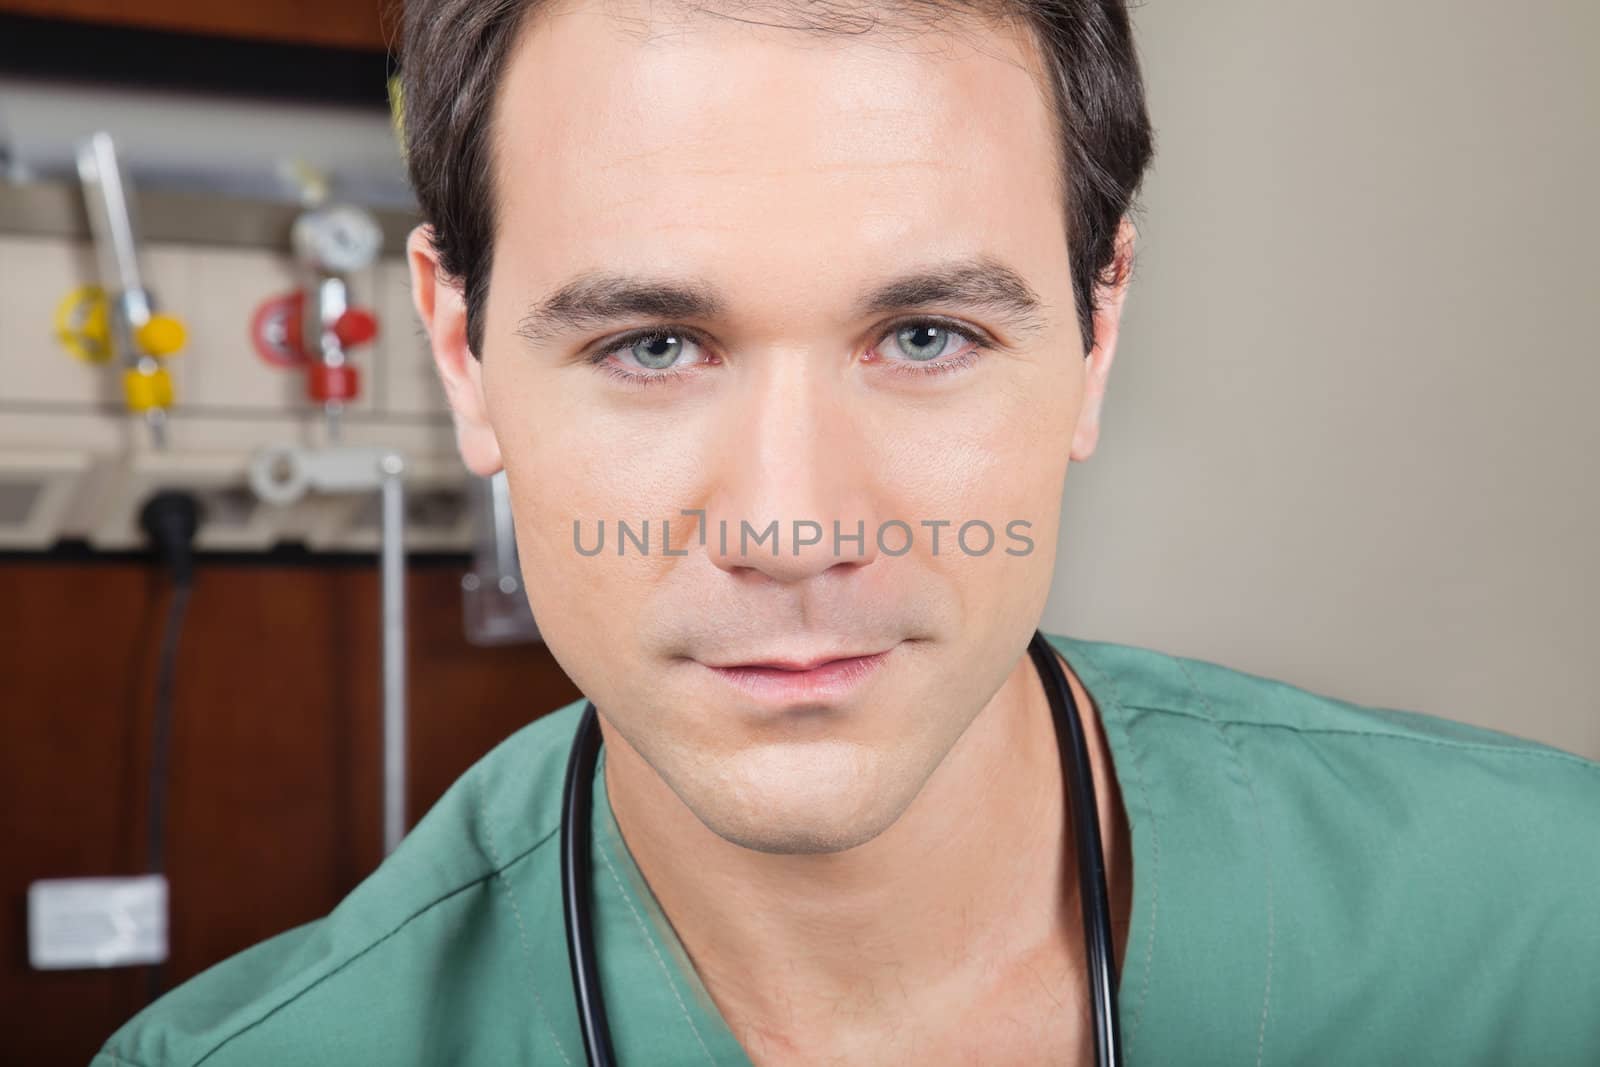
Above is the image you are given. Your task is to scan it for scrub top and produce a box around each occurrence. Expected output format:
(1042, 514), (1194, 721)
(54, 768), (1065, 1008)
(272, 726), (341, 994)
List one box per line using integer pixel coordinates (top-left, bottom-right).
(94, 631), (1600, 1066)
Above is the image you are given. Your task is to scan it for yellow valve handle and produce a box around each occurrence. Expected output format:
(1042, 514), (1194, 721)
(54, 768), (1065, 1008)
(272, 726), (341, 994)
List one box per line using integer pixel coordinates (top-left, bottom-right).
(53, 285), (113, 364)
(55, 290), (186, 362)
(136, 313), (187, 358)
(123, 366), (174, 413)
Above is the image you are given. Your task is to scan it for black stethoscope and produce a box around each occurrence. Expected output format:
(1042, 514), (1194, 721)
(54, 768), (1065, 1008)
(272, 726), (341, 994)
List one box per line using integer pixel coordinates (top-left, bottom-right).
(560, 628), (1122, 1066)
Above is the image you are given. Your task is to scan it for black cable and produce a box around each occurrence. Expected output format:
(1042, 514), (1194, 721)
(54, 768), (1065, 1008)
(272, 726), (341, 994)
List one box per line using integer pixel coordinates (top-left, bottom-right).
(145, 581), (192, 879)
(561, 702), (618, 1067)
(138, 490), (201, 1004)
(1028, 629), (1123, 1067)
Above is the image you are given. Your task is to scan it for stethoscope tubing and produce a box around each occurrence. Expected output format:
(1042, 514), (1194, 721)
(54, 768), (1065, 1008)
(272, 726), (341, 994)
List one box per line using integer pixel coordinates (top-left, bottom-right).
(560, 700), (618, 1066)
(1028, 629), (1123, 1066)
(560, 628), (1120, 1066)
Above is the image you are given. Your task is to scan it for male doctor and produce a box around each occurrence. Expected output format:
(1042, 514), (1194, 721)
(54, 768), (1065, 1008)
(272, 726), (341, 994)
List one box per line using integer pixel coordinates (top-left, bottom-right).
(98, 0), (1600, 1063)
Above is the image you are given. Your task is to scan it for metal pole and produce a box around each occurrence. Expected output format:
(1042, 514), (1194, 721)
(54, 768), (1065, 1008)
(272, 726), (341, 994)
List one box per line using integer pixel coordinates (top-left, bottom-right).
(379, 453), (408, 855)
(489, 471), (520, 592)
(76, 131), (168, 448)
(76, 132), (147, 300)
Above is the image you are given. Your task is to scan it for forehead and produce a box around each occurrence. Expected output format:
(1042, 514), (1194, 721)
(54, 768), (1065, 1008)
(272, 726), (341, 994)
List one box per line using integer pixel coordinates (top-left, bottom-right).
(490, 0), (1065, 312)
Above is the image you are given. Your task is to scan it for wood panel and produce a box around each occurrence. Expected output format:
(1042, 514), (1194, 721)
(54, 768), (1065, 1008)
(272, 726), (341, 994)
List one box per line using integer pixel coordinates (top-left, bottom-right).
(0, 558), (579, 1066)
(0, 0), (394, 51)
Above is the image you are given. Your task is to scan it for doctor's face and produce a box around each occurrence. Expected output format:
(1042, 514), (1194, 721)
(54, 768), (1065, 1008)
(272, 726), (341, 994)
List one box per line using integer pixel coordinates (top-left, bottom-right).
(417, 1), (1122, 853)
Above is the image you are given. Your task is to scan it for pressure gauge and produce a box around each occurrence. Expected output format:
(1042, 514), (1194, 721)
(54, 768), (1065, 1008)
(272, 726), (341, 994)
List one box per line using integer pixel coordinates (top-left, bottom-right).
(291, 204), (384, 274)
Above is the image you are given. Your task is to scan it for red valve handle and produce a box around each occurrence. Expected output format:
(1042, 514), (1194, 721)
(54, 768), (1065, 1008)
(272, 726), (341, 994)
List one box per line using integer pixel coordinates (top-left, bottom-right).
(251, 293), (380, 367)
(251, 291), (308, 368)
(334, 307), (378, 348)
(307, 362), (360, 403)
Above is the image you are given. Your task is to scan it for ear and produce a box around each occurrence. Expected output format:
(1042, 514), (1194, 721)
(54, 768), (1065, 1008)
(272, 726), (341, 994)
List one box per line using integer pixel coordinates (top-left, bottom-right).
(405, 223), (504, 476)
(1070, 216), (1137, 463)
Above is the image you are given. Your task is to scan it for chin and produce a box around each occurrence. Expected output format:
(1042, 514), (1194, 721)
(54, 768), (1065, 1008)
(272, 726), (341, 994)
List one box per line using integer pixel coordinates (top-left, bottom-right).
(679, 739), (918, 856)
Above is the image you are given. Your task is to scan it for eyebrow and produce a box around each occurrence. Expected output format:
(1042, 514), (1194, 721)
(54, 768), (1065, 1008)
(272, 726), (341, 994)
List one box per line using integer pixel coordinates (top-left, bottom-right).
(513, 256), (1049, 348)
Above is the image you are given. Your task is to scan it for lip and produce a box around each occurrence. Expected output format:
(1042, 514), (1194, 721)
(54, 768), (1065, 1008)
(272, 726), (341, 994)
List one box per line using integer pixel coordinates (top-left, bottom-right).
(703, 647), (894, 705)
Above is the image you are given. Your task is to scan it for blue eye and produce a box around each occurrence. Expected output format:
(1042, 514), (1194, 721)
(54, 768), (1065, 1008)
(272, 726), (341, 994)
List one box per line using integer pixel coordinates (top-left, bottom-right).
(629, 332), (690, 370)
(587, 315), (991, 387)
(892, 323), (961, 361)
(870, 317), (989, 375)
(587, 328), (712, 386)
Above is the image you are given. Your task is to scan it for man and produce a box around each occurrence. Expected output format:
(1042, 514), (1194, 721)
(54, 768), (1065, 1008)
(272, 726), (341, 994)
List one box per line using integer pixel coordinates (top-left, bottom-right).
(98, 0), (1600, 1064)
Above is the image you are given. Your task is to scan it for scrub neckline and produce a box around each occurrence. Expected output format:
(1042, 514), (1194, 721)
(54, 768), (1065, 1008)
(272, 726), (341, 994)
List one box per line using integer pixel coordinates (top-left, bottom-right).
(585, 631), (1167, 1064)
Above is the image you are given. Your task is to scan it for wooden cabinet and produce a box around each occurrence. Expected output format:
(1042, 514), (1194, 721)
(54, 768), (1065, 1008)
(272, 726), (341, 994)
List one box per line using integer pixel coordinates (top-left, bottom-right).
(0, 557), (579, 1066)
(0, 0), (392, 51)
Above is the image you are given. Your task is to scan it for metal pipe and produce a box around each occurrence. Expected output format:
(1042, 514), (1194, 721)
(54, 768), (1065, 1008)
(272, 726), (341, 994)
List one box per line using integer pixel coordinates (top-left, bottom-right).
(490, 471), (519, 590)
(313, 275), (350, 442)
(379, 453), (408, 855)
(75, 131), (169, 448)
(76, 132), (147, 301)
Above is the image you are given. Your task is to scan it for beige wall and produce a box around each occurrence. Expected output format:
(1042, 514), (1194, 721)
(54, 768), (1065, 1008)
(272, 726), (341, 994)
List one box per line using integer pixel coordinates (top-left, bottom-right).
(1043, 0), (1600, 760)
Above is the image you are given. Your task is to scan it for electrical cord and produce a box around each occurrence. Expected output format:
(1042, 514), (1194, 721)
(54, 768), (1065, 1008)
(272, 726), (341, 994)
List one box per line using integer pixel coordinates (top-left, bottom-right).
(138, 490), (200, 1003)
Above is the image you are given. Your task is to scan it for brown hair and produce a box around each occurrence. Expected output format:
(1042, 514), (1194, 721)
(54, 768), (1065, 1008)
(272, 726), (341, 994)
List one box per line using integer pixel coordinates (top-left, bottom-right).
(399, 0), (1154, 358)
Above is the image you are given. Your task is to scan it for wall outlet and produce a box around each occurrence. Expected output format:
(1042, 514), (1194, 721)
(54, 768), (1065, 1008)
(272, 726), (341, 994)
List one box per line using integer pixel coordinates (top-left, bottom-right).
(28, 875), (168, 970)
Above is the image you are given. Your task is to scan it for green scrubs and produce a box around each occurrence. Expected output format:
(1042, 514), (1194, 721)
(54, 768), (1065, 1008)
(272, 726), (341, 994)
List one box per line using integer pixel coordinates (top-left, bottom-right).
(95, 631), (1600, 1066)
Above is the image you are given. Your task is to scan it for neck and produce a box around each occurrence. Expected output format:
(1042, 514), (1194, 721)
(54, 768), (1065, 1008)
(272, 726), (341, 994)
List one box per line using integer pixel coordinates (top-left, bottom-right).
(600, 642), (1130, 1060)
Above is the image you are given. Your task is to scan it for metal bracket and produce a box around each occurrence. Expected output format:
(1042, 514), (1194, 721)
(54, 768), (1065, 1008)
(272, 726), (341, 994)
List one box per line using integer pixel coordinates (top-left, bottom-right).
(249, 442), (410, 856)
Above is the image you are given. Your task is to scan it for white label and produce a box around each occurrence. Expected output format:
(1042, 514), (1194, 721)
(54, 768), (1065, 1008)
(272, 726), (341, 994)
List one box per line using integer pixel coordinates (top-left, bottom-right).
(28, 875), (169, 970)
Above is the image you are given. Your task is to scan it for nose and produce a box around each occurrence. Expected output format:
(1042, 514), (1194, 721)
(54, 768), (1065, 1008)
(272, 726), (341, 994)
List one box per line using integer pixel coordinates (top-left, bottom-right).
(703, 352), (880, 585)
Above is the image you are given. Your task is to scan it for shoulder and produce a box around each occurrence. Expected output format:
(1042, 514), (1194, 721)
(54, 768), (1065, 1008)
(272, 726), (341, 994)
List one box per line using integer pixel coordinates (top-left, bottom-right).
(1052, 629), (1600, 864)
(93, 698), (589, 1067)
(1049, 630), (1600, 1058)
(1048, 628), (1600, 799)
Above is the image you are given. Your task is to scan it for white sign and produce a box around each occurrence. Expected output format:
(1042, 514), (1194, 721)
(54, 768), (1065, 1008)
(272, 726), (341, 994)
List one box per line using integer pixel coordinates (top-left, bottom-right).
(28, 875), (169, 970)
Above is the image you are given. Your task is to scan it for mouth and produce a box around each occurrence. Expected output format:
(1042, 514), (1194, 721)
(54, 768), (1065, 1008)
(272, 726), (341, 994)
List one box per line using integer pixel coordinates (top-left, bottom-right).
(701, 645), (897, 706)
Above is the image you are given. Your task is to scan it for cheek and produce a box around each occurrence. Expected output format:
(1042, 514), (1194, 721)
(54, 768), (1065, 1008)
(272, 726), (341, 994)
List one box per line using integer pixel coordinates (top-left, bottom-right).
(873, 359), (1078, 526)
(883, 366), (1074, 613)
(499, 409), (701, 660)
